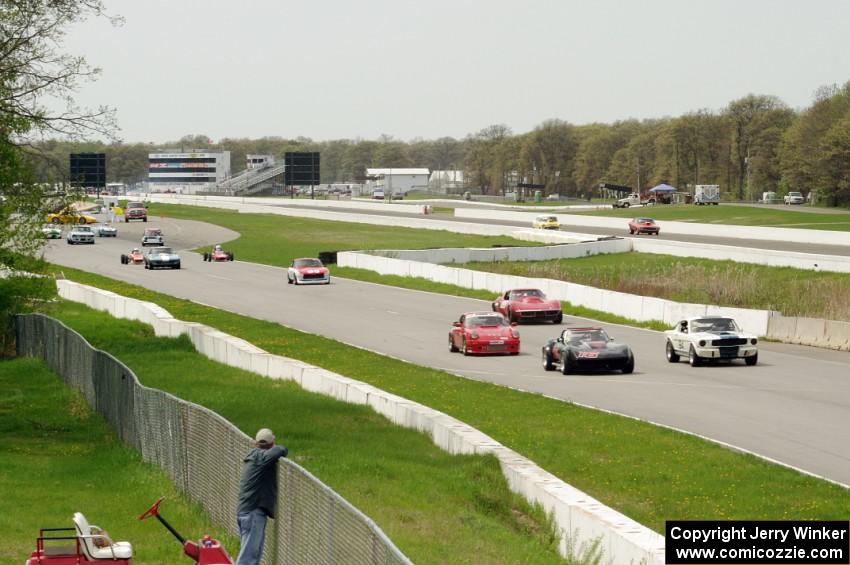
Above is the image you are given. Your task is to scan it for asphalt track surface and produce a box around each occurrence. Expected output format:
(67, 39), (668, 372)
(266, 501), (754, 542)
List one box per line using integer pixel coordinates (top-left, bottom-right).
(44, 216), (850, 486)
(264, 201), (850, 257)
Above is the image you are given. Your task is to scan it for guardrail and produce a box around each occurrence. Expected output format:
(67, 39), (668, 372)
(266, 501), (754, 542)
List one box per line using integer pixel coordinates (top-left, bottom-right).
(54, 279), (666, 565)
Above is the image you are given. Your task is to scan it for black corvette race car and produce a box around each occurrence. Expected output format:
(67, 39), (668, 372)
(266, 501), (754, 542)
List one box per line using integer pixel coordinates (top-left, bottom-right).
(542, 326), (634, 374)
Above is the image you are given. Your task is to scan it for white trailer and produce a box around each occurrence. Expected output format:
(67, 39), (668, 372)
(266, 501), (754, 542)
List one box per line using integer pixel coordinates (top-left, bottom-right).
(694, 185), (720, 205)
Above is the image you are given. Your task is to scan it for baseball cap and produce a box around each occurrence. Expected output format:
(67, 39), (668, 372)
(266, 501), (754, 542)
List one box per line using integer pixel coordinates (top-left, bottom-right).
(255, 428), (275, 446)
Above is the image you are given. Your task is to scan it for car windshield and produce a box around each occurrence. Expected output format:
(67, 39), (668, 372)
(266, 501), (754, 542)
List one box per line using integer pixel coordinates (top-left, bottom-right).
(75, 226), (92, 232)
(151, 247), (172, 254)
(144, 229), (161, 236)
(294, 259), (322, 268)
(635, 218), (654, 223)
(509, 289), (543, 299)
(127, 202), (144, 209)
(564, 329), (609, 343)
(691, 318), (739, 333)
(465, 315), (507, 328)
(789, 192), (802, 196)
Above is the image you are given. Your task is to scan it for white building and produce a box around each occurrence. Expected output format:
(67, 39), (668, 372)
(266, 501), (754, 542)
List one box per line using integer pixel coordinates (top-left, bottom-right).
(429, 170), (465, 193)
(148, 151), (231, 194)
(366, 168), (430, 194)
(246, 154), (275, 169)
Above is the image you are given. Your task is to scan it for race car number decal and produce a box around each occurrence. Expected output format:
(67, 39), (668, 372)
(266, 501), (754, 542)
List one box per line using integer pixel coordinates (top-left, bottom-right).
(577, 351), (599, 358)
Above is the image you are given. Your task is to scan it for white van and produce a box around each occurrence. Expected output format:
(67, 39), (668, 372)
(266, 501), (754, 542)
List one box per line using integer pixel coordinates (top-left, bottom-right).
(372, 189), (385, 200)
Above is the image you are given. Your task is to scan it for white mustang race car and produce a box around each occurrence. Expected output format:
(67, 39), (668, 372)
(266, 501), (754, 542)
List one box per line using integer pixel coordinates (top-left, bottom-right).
(665, 316), (758, 367)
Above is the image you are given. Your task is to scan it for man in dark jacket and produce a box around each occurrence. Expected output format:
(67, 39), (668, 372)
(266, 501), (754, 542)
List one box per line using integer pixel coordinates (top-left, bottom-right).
(235, 428), (288, 565)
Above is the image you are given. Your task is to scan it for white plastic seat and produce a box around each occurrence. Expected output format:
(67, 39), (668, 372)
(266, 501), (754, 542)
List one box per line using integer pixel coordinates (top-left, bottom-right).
(73, 512), (133, 560)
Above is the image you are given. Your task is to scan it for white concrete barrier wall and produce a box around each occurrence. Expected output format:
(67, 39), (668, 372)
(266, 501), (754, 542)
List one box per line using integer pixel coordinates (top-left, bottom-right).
(150, 192), (850, 274)
(338, 251), (775, 335)
(634, 238), (850, 274)
(55, 279), (665, 564)
(455, 207), (850, 247)
(147, 195), (523, 238)
(370, 238), (630, 265)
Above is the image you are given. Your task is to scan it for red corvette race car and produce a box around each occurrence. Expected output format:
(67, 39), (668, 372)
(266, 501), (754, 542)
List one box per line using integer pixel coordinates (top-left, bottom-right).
(120, 248), (145, 265)
(449, 312), (520, 355)
(492, 288), (563, 324)
(627, 217), (660, 235)
(287, 258), (330, 285)
(203, 245), (234, 262)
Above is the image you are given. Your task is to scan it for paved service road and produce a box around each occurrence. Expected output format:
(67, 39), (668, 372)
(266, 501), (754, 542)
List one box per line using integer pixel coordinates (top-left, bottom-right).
(264, 202), (850, 257)
(44, 217), (850, 486)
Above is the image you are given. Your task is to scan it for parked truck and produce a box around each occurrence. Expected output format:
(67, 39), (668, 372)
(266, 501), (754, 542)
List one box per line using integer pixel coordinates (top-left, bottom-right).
(694, 185), (720, 205)
(613, 193), (655, 208)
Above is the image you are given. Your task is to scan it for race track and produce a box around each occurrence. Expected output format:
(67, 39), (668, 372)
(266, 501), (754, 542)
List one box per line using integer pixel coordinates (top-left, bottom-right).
(43, 216), (850, 486)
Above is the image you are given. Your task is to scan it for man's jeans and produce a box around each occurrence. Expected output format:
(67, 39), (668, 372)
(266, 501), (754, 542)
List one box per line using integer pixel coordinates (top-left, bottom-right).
(236, 509), (268, 565)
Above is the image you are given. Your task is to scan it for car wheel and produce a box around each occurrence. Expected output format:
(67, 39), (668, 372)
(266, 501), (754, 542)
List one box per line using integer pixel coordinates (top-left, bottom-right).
(745, 353), (758, 366)
(287, 274), (293, 284)
(124, 217), (128, 223)
(66, 239), (72, 245)
(228, 253), (234, 261)
(688, 346), (702, 367)
(449, 336), (459, 353)
(144, 262), (149, 269)
(553, 312), (563, 324)
(629, 229), (634, 234)
(143, 218), (147, 222)
(78, 217), (86, 225)
(461, 339), (469, 356)
(51, 217), (60, 224)
(507, 308), (517, 324)
(621, 353), (635, 374)
(560, 352), (575, 375)
(120, 255), (126, 264)
(175, 263), (181, 270)
(623, 202), (630, 208)
(666, 341), (680, 363)
(542, 349), (554, 371)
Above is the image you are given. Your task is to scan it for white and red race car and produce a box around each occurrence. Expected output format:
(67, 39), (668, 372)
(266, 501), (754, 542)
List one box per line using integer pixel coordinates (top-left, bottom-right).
(203, 245), (234, 262)
(120, 248), (145, 265)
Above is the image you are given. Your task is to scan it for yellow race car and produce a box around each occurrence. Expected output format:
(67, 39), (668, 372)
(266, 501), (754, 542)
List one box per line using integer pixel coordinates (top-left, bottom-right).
(532, 215), (560, 230)
(47, 210), (98, 225)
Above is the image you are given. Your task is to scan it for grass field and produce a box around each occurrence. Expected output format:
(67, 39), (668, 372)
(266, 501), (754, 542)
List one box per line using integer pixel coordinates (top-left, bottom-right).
(146, 201), (847, 324)
(464, 252), (850, 321)
(146, 202), (535, 267)
(0, 357), (237, 565)
(46, 268), (850, 540)
(570, 203), (850, 230)
(41, 300), (563, 564)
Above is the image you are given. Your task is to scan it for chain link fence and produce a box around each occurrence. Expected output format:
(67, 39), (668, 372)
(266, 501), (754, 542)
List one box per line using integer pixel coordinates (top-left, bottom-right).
(16, 313), (411, 565)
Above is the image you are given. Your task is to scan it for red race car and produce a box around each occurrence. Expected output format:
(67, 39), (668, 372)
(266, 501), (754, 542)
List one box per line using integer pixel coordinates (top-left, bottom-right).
(628, 217), (660, 235)
(203, 245), (234, 262)
(492, 288), (563, 324)
(120, 248), (145, 265)
(449, 312), (520, 356)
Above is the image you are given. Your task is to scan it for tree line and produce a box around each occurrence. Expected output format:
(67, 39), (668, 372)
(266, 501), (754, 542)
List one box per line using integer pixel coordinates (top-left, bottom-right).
(23, 86), (850, 206)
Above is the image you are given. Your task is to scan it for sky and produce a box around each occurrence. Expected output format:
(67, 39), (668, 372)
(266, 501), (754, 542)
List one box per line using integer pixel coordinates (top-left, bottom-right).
(61, 0), (850, 144)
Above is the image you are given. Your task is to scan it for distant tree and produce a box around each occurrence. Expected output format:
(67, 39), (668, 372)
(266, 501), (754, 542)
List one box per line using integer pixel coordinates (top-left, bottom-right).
(1, 0), (118, 352)
(725, 95), (789, 199)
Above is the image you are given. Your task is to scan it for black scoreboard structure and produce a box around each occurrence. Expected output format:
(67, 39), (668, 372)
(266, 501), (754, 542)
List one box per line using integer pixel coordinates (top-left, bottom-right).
(284, 152), (320, 198)
(69, 153), (106, 194)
